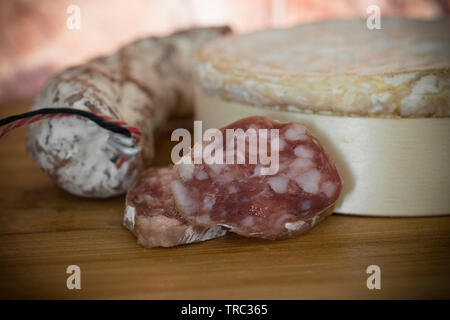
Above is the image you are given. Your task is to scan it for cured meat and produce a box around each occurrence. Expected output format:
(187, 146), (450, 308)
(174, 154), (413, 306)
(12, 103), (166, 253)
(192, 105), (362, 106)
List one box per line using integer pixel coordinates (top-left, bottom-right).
(124, 166), (226, 248)
(26, 26), (231, 198)
(171, 116), (342, 240)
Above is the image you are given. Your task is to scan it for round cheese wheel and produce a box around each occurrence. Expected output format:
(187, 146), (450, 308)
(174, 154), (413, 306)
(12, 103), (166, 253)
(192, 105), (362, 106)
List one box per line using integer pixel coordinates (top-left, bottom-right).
(196, 18), (449, 118)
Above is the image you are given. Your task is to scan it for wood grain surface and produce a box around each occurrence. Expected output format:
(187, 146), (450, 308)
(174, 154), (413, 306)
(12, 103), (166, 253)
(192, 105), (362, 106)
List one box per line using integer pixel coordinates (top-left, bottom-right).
(0, 100), (449, 299)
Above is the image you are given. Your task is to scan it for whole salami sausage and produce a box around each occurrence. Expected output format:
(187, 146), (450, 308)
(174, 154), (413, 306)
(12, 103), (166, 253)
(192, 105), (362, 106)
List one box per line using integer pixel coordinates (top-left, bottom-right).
(26, 26), (231, 198)
(171, 116), (342, 240)
(124, 166), (226, 248)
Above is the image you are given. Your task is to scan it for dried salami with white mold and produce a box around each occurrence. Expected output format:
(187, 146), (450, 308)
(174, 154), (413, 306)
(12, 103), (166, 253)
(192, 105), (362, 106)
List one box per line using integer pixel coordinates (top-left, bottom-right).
(26, 26), (231, 198)
(171, 116), (342, 240)
(124, 166), (227, 248)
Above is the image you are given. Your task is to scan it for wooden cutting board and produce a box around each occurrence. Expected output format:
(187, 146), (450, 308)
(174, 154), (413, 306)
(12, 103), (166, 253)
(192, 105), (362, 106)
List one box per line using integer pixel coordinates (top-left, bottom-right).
(0, 100), (449, 299)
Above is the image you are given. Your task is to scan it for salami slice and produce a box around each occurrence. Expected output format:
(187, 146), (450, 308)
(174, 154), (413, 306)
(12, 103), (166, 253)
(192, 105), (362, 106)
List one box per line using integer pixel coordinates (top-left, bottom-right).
(124, 166), (226, 248)
(171, 116), (342, 240)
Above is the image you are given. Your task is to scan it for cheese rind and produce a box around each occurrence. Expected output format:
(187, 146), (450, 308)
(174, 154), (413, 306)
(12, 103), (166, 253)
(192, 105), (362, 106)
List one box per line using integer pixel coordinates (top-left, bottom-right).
(196, 18), (450, 117)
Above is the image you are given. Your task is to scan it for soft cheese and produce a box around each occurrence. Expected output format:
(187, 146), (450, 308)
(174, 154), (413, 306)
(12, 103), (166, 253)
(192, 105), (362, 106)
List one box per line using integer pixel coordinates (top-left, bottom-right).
(195, 18), (450, 117)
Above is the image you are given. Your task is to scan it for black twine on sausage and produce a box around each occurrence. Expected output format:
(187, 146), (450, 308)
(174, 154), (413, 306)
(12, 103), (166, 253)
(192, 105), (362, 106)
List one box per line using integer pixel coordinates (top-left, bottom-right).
(0, 108), (132, 137)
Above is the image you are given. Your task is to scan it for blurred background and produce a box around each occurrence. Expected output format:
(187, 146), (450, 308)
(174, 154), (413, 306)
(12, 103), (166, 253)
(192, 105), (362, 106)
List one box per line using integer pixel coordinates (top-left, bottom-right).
(0, 0), (449, 102)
